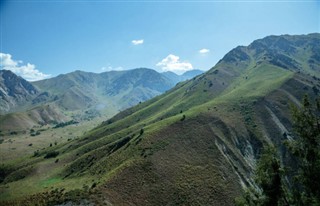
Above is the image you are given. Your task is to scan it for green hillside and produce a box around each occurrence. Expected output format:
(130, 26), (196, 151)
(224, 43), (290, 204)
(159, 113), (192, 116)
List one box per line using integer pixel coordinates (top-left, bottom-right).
(0, 68), (180, 132)
(32, 68), (175, 115)
(0, 34), (319, 205)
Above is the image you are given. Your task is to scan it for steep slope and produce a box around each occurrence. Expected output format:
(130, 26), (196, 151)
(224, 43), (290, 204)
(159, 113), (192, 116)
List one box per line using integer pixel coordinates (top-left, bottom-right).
(0, 68), (180, 131)
(0, 34), (319, 205)
(0, 104), (69, 131)
(0, 70), (39, 114)
(32, 70), (100, 111)
(102, 68), (174, 108)
(32, 68), (175, 114)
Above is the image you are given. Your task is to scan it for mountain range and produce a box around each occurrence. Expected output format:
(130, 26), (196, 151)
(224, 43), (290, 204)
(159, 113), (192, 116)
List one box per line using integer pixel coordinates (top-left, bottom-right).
(0, 68), (203, 131)
(0, 33), (319, 205)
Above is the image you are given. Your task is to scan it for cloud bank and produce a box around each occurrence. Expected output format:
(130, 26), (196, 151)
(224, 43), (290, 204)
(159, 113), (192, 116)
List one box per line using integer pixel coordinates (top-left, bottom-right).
(156, 54), (193, 74)
(0, 53), (51, 81)
(199, 48), (210, 54)
(132, 39), (144, 45)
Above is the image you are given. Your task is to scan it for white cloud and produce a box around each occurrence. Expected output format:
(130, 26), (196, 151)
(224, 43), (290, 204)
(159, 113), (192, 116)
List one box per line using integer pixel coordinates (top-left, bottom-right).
(199, 48), (210, 54)
(156, 54), (193, 74)
(0, 53), (51, 81)
(131, 39), (144, 45)
(101, 65), (124, 71)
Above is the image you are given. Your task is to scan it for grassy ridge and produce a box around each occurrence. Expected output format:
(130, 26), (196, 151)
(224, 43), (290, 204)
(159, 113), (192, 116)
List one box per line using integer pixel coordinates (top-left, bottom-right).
(0, 34), (319, 205)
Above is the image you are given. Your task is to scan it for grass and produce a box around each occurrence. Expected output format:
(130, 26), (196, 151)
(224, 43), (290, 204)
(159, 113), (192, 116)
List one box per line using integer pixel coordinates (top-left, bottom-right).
(39, 177), (61, 188)
(1, 34), (318, 205)
(0, 63), (295, 204)
(0, 115), (104, 164)
(219, 63), (294, 101)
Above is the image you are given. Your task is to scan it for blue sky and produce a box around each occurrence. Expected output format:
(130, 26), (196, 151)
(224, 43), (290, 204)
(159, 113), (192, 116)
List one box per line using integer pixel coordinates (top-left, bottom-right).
(0, 1), (319, 81)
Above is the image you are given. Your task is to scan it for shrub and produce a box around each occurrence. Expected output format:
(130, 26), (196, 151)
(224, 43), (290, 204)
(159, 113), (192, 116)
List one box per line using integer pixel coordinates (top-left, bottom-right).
(33, 150), (40, 157)
(140, 128), (144, 136)
(4, 166), (34, 183)
(0, 164), (15, 183)
(53, 120), (78, 129)
(44, 151), (59, 159)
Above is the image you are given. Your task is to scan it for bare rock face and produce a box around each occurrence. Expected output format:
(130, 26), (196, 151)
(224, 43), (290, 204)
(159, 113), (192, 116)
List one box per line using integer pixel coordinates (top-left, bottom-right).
(0, 70), (38, 114)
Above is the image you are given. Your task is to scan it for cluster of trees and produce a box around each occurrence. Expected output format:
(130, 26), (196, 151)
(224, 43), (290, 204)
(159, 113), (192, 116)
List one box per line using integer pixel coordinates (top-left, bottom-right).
(236, 96), (320, 206)
(53, 120), (78, 129)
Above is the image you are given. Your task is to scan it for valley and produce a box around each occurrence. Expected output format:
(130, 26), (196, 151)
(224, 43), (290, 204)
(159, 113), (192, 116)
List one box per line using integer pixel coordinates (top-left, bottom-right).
(0, 33), (319, 205)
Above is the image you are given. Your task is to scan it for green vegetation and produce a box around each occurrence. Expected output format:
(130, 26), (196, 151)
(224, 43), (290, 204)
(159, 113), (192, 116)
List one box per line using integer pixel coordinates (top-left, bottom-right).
(44, 151), (59, 159)
(235, 146), (287, 206)
(53, 120), (79, 128)
(0, 164), (15, 183)
(4, 166), (34, 184)
(288, 96), (320, 204)
(0, 34), (319, 205)
(30, 130), (41, 136)
(1, 68), (202, 133)
(236, 96), (320, 206)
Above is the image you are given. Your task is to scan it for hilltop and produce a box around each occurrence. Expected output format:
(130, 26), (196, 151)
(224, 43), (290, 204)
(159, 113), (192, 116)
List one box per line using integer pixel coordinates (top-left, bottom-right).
(0, 33), (319, 205)
(0, 68), (202, 131)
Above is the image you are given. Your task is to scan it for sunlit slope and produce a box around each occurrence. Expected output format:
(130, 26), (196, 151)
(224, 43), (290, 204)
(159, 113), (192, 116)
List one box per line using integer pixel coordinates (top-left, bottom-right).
(0, 68), (177, 132)
(1, 33), (319, 205)
(33, 68), (175, 113)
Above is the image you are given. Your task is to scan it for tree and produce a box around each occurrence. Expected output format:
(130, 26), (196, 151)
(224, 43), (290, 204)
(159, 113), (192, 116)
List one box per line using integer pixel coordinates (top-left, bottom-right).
(255, 146), (286, 205)
(236, 96), (320, 205)
(287, 95), (320, 204)
(235, 146), (287, 206)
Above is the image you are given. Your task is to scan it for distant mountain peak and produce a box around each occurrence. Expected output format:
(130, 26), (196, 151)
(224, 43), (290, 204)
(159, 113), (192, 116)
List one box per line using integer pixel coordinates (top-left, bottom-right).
(0, 69), (39, 113)
(162, 69), (204, 84)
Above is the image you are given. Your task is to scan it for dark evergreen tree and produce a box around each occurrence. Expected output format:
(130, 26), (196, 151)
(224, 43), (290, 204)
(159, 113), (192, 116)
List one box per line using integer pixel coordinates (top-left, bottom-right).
(236, 96), (320, 206)
(287, 95), (320, 205)
(235, 146), (287, 206)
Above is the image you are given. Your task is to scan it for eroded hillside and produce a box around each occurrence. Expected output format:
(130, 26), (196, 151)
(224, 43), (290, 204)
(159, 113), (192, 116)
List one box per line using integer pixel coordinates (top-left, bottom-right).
(0, 33), (319, 205)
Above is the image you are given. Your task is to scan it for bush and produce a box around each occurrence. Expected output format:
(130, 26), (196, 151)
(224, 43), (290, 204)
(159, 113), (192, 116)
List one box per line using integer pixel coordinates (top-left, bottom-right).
(53, 120), (78, 129)
(33, 150), (40, 157)
(0, 164), (15, 183)
(4, 166), (34, 183)
(140, 128), (144, 136)
(44, 151), (59, 159)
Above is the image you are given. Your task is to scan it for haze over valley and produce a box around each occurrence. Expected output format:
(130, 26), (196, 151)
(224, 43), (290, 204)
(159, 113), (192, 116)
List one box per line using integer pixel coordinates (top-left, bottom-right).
(0, 1), (319, 205)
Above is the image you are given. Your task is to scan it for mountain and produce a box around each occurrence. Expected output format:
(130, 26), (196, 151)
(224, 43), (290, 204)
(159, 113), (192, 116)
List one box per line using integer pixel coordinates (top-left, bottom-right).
(0, 70), (39, 114)
(1, 34), (319, 205)
(181, 69), (204, 80)
(32, 68), (175, 114)
(0, 68), (193, 131)
(162, 69), (204, 84)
